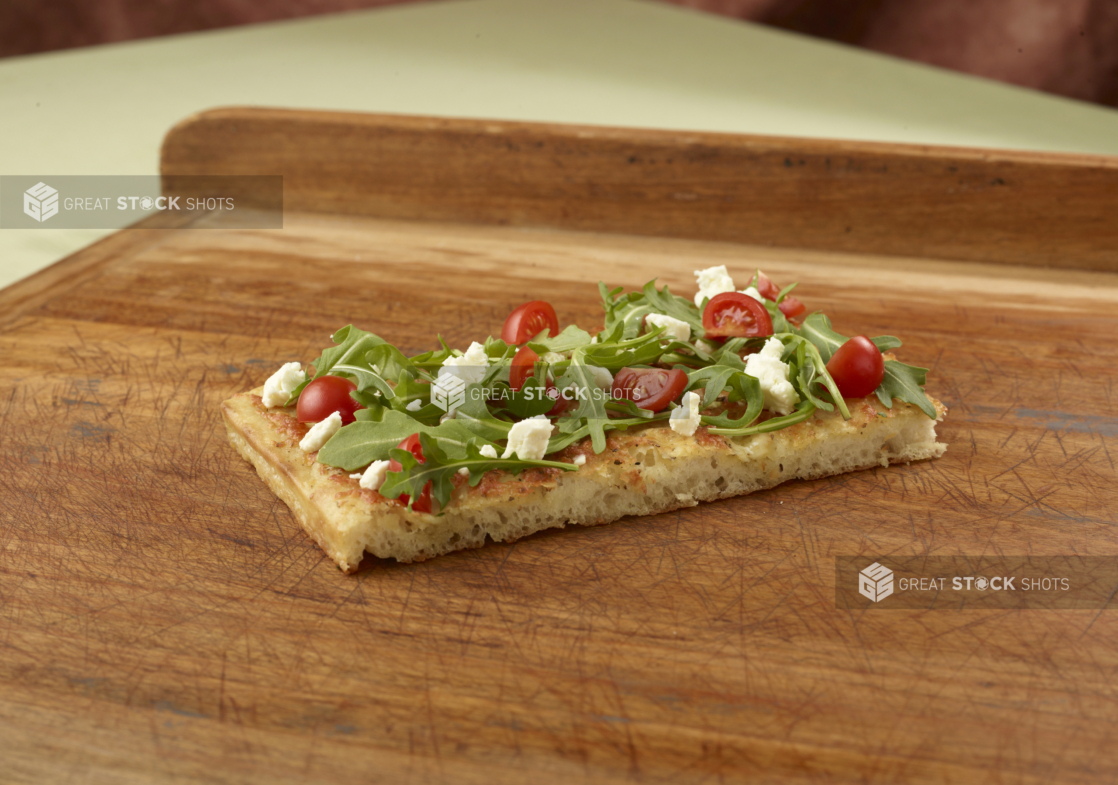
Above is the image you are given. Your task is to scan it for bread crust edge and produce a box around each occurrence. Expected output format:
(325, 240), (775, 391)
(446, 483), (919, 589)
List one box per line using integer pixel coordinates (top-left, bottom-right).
(221, 391), (947, 572)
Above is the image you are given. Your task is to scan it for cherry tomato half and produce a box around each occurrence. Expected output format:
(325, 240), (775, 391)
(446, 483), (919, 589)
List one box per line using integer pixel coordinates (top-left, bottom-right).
(388, 433), (433, 513)
(509, 345), (540, 391)
(826, 336), (885, 399)
(753, 271), (780, 301)
(296, 375), (363, 424)
(612, 367), (689, 413)
(778, 295), (807, 321)
(702, 292), (773, 339)
(501, 300), (559, 345)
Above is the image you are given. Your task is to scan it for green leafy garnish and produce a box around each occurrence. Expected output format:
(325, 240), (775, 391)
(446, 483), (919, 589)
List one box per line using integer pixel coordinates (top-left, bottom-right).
(796, 313), (934, 418)
(378, 434), (575, 512)
(290, 272), (938, 515)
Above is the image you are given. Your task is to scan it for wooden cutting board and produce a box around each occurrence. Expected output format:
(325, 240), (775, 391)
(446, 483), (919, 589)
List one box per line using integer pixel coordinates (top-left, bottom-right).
(2, 109), (1117, 784)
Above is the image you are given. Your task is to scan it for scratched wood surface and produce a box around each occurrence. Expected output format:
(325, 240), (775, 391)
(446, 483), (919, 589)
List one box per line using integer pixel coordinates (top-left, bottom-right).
(2, 113), (1118, 784)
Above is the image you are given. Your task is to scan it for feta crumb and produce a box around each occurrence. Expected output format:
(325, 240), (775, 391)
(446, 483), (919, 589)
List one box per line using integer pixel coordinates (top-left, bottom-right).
(458, 467), (470, 477)
(695, 339), (718, 355)
(573, 454), (587, 466)
(693, 265), (736, 307)
(501, 414), (554, 461)
(744, 337), (800, 415)
(645, 313), (691, 343)
(479, 444), (499, 459)
(440, 341), (489, 385)
(587, 365), (614, 391)
(406, 399), (423, 412)
(740, 286), (765, 303)
(590, 336), (598, 344)
(669, 391), (702, 437)
(433, 341), (489, 413)
(299, 411), (342, 453)
(261, 362), (305, 408)
(541, 351), (566, 364)
(355, 460), (391, 491)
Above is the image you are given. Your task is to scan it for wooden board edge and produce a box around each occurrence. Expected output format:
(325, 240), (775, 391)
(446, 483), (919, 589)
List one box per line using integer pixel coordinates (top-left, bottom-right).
(160, 106), (1118, 272)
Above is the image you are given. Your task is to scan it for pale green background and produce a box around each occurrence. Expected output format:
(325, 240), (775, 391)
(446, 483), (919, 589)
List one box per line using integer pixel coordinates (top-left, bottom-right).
(3, 0), (1118, 290)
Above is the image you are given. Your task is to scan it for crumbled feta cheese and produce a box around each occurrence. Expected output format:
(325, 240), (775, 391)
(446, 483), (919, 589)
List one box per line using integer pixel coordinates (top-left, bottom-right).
(587, 365), (614, 391)
(299, 411), (342, 453)
(440, 341), (489, 385)
(541, 351), (566, 365)
(669, 391), (702, 437)
(590, 336), (598, 344)
(573, 454), (587, 466)
(695, 339), (718, 355)
(261, 362), (305, 408)
(458, 467), (470, 477)
(406, 399), (423, 412)
(501, 414), (554, 461)
(744, 337), (800, 415)
(433, 341), (489, 413)
(479, 444), (499, 459)
(355, 460), (390, 491)
(740, 286), (765, 303)
(693, 265), (736, 307)
(645, 313), (691, 343)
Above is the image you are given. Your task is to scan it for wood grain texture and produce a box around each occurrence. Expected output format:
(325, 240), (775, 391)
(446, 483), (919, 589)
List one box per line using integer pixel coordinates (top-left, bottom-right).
(1, 114), (1117, 783)
(161, 107), (1118, 272)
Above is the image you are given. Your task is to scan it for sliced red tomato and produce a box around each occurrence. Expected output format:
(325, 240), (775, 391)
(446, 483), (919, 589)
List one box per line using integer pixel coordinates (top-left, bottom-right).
(702, 292), (773, 339)
(753, 271), (780, 301)
(612, 367), (688, 413)
(826, 336), (885, 398)
(501, 300), (559, 345)
(388, 433), (433, 513)
(296, 375), (363, 424)
(778, 295), (806, 321)
(509, 345), (540, 391)
(545, 385), (574, 417)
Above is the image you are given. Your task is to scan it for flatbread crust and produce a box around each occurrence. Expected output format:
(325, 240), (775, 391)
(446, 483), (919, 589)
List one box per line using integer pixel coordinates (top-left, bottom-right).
(222, 387), (946, 572)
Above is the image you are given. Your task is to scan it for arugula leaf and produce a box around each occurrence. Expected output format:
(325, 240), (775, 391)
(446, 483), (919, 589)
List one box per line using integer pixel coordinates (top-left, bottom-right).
(797, 314), (933, 418)
(313, 325), (387, 377)
(789, 340), (834, 413)
(555, 350), (610, 453)
(775, 282), (799, 303)
(707, 400), (817, 436)
(601, 279), (704, 340)
(529, 324), (593, 353)
(784, 335), (850, 419)
(316, 409), (498, 471)
(641, 280), (703, 334)
(877, 360), (937, 418)
(872, 336), (903, 352)
(686, 363), (741, 410)
(378, 434), (574, 512)
(697, 373), (764, 430)
(499, 375), (555, 419)
(546, 413), (671, 454)
(447, 383), (513, 442)
(331, 363), (395, 400)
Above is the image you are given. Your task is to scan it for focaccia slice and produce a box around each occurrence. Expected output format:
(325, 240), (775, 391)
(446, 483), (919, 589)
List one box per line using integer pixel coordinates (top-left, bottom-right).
(221, 388), (946, 573)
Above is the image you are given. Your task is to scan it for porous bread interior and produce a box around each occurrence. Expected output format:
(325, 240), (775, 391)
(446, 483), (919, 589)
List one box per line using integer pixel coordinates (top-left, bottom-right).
(222, 390), (946, 573)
